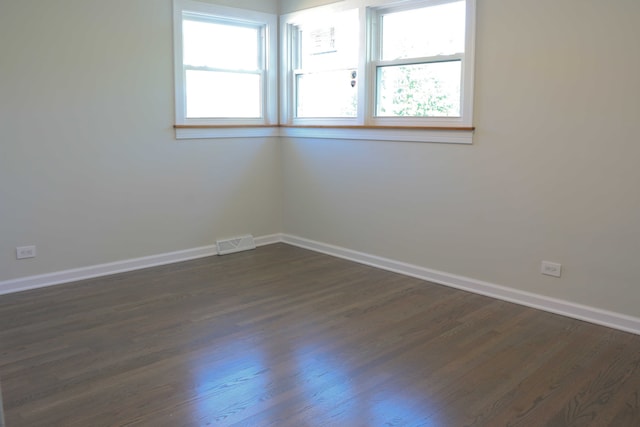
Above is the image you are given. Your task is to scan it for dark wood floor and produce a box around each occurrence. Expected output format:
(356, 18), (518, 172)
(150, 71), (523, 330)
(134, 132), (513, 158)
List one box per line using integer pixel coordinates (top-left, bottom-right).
(1, 244), (639, 426)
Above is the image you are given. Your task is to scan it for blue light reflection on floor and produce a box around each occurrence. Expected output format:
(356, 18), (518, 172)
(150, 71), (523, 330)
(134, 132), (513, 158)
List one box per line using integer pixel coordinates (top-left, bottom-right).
(191, 339), (267, 425)
(187, 339), (438, 425)
(294, 345), (355, 417)
(293, 346), (435, 425)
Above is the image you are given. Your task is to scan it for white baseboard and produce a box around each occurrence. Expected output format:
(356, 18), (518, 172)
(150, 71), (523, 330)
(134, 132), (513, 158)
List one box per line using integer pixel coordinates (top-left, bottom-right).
(0, 234), (283, 296)
(281, 234), (640, 335)
(3, 232), (638, 335)
(253, 234), (282, 247)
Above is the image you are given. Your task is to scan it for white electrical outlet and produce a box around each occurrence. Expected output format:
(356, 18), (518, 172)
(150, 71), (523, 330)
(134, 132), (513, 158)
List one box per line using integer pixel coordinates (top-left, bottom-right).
(16, 246), (36, 260)
(541, 261), (562, 278)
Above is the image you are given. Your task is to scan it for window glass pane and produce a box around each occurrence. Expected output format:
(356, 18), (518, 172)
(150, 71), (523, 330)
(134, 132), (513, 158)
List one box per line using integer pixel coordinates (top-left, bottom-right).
(185, 70), (261, 118)
(296, 70), (358, 118)
(381, 1), (465, 60)
(298, 9), (359, 71)
(183, 19), (259, 70)
(376, 61), (461, 117)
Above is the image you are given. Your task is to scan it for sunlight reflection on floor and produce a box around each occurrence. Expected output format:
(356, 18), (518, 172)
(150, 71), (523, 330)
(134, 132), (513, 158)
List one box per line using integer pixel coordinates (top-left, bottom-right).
(191, 339), (267, 425)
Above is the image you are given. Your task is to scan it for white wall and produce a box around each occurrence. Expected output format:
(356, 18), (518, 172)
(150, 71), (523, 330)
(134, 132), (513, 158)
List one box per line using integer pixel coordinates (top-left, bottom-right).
(282, 0), (640, 317)
(0, 0), (282, 281)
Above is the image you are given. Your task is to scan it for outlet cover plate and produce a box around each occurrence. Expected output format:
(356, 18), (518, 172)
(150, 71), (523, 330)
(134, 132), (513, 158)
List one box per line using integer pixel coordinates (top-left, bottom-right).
(541, 261), (562, 278)
(16, 246), (36, 259)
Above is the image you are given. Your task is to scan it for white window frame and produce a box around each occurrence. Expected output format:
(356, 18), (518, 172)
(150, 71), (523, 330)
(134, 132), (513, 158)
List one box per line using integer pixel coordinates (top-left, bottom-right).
(173, 0), (278, 139)
(280, 0), (476, 144)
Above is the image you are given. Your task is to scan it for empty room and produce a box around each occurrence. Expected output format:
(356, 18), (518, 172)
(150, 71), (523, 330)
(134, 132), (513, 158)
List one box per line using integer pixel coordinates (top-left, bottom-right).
(1, 0), (639, 425)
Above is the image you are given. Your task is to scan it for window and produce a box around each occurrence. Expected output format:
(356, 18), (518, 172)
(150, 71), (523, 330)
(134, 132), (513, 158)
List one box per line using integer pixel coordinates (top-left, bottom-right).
(281, 0), (476, 143)
(173, 1), (277, 138)
(290, 8), (360, 120)
(173, 0), (475, 143)
(281, 4), (361, 126)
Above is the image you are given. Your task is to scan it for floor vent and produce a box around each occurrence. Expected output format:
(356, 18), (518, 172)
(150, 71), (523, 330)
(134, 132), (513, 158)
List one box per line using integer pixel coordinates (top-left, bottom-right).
(216, 235), (256, 255)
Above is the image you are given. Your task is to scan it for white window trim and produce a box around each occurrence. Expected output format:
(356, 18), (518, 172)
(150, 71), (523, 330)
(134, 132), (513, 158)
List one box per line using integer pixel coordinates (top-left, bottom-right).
(279, 0), (476, 144)
(279, 126), (472, 144)
(173, 0), (277, 139)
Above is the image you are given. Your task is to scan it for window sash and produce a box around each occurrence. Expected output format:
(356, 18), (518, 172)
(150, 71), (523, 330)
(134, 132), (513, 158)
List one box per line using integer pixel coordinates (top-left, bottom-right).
(375, 59), (463, 118)
(374, 0), (467, 61)
(294, 69), (359, 118)
(182, 15), (264, 72)
(184, 69), (264, 119)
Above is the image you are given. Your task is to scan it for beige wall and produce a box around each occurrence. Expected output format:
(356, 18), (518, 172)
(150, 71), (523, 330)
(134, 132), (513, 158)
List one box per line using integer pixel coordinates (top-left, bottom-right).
(0, 0), (282, 281)
(282, 0), (640, 317)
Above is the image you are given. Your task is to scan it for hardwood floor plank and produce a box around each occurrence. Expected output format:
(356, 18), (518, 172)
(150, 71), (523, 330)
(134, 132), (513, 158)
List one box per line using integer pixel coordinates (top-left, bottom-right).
(1, 244), (639, 426)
